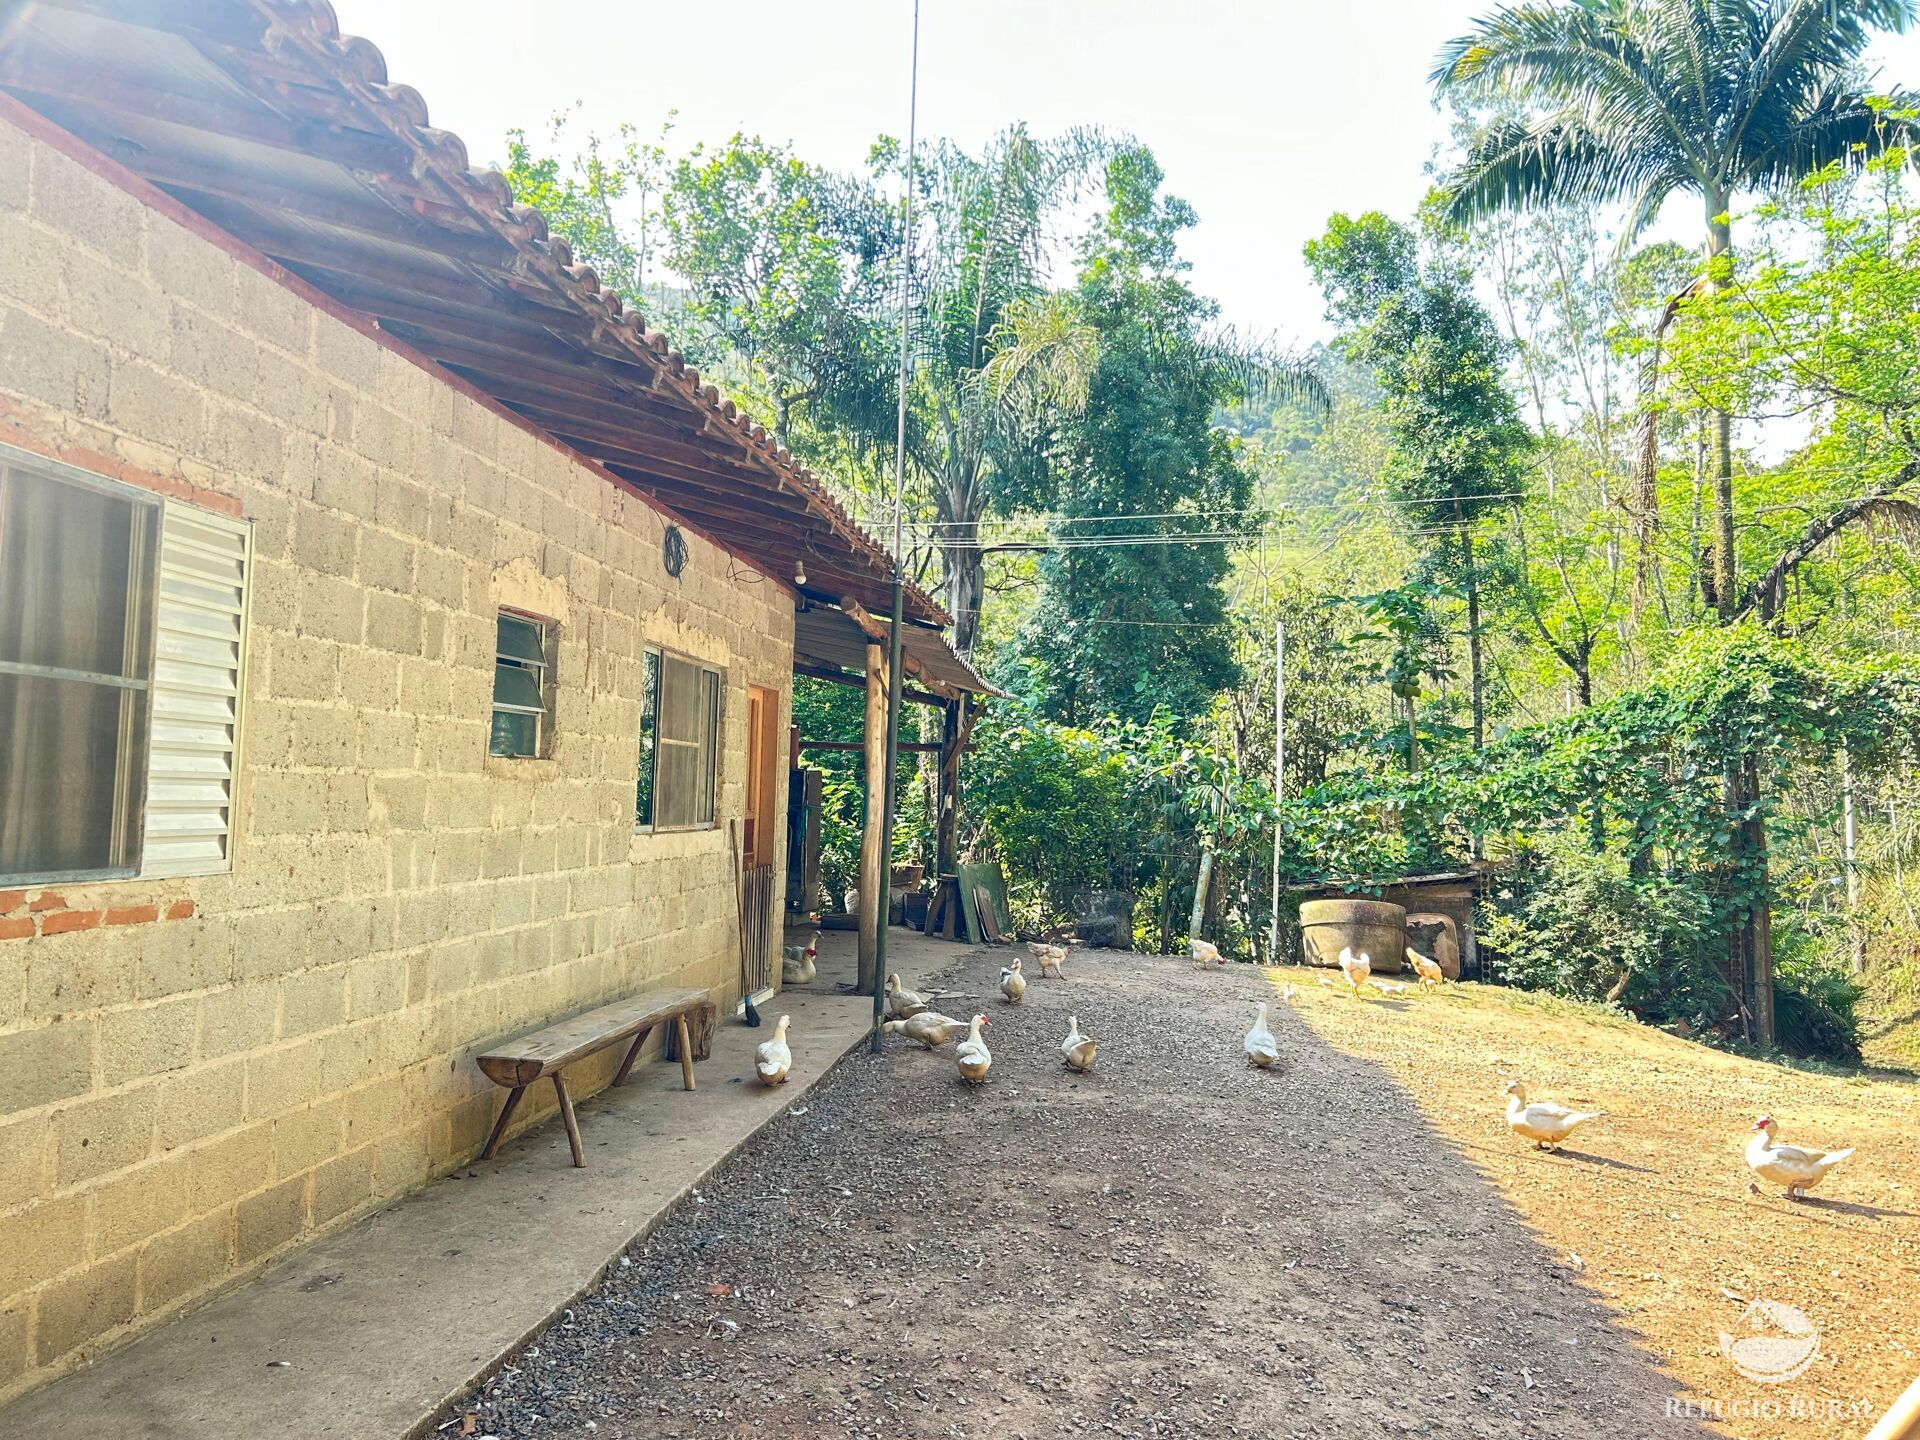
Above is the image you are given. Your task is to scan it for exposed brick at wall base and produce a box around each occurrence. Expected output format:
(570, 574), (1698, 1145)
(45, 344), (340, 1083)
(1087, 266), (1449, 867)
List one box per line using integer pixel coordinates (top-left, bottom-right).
(0, 115), (794, 1401)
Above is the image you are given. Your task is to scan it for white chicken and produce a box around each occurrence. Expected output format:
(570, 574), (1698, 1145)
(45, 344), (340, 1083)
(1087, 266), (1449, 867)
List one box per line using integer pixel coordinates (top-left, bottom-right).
(884, 973), (930, 1019)
(1378, 980), (1411, 995)
(1503, 1080), (1603, 1151)
(1337, 946), (1372, 995)
(1407, 948), (1444, 988)
(1060, 1015), (1097, 1072)
(999, 958), (1027, 1005)
(1189, 938), (1223, 968)
(1746, 1116), (1853, 1199)
(882, 1011), (971, 1048)
(1282, 984), (1298, 1003)
(1243, 1002), (1281, 1068)
(754, 1014), (793, 1087)
(955, 1014), (992, 1084)
(781, 935), (818, 985)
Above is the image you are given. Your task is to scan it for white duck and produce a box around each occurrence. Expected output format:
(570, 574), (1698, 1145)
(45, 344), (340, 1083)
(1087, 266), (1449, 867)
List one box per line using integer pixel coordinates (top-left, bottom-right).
(754, 1015), (793, 1087)
(882, 1011), (972, 1048)
(1503, 1080), (1603, 1151)
(1243, 1002), (1281, 1068)
(999, 958), (1027, 1005)
(1189, 938), (1222, 968)
(885, 973), (930, 1019)
(1746, 1116), (1853, 1199)
(955, 1014), (992, 1084)
(1060, 1015), (1097, 1072)
(1337, 946), (1372, 994)
(1407, 948), (1444, 988)
(781, 936), (818, 985)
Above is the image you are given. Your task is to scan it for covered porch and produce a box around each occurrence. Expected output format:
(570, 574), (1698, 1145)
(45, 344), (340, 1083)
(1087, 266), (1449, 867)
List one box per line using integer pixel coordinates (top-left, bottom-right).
(787, 600), (996, 987)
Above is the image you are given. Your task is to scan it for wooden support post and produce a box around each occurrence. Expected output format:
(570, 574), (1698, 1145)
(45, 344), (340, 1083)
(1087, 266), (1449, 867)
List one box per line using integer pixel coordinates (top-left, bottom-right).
(481, 1085), (527, 1160)
(858, 641), (887, 990)
(675, 1015), (696, 1091)
(611, 1025), (653, 1087)
(551, 1072), (585, 1168)
(935, 698), (961, 881)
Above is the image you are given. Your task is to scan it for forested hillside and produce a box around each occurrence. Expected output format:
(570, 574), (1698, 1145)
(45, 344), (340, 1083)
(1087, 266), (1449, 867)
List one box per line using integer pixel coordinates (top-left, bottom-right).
(497, 0), (1920, 1065)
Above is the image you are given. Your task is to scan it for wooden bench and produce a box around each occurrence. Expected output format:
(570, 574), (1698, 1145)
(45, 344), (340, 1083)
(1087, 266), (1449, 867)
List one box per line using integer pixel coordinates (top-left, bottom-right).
(477, 987), (717, 1168)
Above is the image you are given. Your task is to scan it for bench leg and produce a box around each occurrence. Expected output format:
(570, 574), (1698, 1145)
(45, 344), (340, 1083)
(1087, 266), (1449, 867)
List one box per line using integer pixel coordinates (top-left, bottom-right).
(481, 1085), (526, 1161)
(675, 1014), (695, 1092)
(611, 1025), (654, 1087)
(551, 1072), (585, 1168)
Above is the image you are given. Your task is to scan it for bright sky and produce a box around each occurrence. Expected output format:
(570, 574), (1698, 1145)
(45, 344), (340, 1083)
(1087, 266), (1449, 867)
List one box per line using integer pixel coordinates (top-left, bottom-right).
(331, 0), (1920, 348)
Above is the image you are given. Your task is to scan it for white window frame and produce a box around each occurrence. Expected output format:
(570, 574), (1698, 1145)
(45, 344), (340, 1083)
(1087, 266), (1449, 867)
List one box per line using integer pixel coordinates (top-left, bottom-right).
(489, 609), (553, 760)
(0, 442), (253, 886)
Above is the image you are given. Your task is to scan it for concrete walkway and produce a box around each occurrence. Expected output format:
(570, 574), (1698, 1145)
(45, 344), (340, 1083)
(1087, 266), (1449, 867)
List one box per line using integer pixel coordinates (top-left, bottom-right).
(5, 929), (965, 1440)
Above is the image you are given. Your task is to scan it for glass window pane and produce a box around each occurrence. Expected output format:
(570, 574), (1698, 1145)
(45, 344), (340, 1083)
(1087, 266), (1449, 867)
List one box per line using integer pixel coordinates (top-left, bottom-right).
(492, 663), (543, 712)
(489, 709), (537, 759)
(636, 650), (659, 826)
(0, 469), (155, 678)
(697, 669), (720, 824)
(657, 743), (697, 828)
(660, 655), (700, 743)
(496, 613), (544, 665)
(0, 671), (147, 878)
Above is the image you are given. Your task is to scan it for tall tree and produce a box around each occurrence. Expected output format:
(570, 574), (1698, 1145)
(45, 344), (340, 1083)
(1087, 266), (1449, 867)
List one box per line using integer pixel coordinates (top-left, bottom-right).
(662, 125), (1110, 653)
(1430, 0), (1918, 618)
(663, 136), (899, 447)
(1003, 150), (1321, 724)
(1305, 212), (1533, 748)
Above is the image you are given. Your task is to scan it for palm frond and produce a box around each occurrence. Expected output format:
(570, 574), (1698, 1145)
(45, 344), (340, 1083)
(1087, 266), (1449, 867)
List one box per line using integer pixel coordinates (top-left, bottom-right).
(1439, 113), (1681, 224)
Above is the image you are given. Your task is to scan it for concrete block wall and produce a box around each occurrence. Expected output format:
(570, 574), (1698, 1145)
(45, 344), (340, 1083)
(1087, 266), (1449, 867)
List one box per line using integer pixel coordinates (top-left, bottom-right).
(0, 115), (793, 1400)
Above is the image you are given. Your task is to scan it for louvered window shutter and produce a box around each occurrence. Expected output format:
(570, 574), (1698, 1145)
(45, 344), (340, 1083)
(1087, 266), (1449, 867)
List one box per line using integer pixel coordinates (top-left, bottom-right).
(141, 503), (252, 877)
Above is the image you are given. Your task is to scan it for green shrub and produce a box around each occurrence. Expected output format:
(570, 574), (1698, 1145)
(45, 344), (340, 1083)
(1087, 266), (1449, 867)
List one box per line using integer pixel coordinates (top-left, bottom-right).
(1478, 841), (1731, 1029)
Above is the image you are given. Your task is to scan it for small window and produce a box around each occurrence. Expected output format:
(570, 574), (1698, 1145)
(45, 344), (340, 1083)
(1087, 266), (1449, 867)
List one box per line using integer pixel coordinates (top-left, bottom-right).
(636, 647), (721, 830)
(490, 612), (551, 759)
(0, 461), (160, 883)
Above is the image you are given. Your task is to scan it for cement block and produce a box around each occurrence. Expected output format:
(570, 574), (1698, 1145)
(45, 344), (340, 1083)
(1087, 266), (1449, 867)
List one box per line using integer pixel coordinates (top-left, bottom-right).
(0, 1021), (93, 1118)
(32, 1249), (135, 1367)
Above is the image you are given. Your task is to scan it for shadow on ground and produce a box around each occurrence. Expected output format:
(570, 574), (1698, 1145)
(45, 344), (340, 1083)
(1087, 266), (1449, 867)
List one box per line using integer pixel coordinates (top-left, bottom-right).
(441, 948), (1711, 1439)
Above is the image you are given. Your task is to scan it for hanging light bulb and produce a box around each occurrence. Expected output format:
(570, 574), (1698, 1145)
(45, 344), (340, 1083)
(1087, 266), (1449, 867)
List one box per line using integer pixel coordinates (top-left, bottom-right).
(794, 557), (808, 586)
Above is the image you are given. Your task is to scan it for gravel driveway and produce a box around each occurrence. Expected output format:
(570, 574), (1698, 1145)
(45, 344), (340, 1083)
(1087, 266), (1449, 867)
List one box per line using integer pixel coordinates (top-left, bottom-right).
(442, 947), (1709, 1439)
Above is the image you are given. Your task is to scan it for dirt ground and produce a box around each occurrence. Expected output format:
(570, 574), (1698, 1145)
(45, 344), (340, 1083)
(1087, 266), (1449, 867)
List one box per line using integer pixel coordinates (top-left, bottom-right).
(439, 948), (1729, 1439)
(1272, 965), (1920, 1439)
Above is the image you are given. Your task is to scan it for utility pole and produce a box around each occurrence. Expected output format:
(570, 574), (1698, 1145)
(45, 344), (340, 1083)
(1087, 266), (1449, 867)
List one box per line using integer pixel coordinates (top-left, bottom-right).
(1842, 746), (1864, 974)
(1268, 620), (1285, 966)
(873, 0), (920, 1052)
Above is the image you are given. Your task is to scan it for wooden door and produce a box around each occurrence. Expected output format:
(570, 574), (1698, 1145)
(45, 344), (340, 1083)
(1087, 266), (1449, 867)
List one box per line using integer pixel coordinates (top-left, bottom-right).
(743, 685), (781, 867)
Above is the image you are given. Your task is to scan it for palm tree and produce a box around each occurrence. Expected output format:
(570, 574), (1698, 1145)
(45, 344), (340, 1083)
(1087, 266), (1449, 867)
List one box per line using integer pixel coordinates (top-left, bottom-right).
(1431, 0), (1917, 617)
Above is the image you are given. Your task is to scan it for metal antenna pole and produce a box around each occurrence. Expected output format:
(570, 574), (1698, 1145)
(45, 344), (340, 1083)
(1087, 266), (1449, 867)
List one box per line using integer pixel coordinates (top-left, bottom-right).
(1268, 620), (1285, 965)
(874, 0), (921, 1052)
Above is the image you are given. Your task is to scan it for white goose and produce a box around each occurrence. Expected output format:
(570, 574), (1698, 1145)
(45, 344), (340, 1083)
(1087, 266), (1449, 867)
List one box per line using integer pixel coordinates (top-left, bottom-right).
(954, 1014), (992, 1084)
(1747, 1116), (1853, 1199)
(885, 973), (931, 1019)
(881, 1011), (971, 1048)
(1060, 1015), (1097, 1072)
(1243, 1002), (1281, 1068)
(754, 1015), (793, 1087)
(1503, 1080), (1603, 1151)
